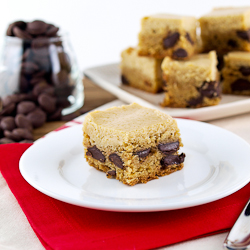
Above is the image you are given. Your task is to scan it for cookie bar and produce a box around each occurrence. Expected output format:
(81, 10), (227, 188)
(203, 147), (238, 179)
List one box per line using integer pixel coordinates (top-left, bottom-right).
(222, 51), (250, 95)
(138, 14), (197, 60)
(199, 7), (250, 54)
(120, 47), (163, 93)
(161, 51), (221, 108)
(82, 103), (185, 186)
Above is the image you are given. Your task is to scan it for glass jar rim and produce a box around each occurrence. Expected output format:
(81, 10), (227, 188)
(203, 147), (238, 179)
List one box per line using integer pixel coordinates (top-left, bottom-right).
(5, 30), (69, 44)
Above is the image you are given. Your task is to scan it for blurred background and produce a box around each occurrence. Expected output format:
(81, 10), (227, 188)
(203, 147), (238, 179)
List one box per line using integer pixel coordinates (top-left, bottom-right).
(0, 0), (250, 71)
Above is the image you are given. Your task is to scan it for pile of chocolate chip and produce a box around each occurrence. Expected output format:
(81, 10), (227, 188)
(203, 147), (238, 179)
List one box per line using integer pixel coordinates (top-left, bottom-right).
(0, 20), (76, 144)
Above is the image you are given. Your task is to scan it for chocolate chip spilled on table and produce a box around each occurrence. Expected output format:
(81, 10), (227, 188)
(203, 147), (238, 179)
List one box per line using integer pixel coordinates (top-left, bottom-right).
(0, 20), (79, 144)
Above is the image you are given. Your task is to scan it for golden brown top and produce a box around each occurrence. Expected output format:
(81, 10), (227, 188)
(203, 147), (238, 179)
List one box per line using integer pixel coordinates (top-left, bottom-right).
(85, 103), (172, 132)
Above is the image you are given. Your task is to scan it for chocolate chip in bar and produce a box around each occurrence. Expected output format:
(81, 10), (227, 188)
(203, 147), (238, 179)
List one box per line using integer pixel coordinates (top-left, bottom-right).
(158, 141), (179, 153)
(109, 153), (124, 169)
(161, 153), (185, 167)
(231, 78), (250, 91)
(239, 66), (250, 76)
(236, 29), (250, 41)
(185, 32), (194, 45)
(199, 81), (220, 98)
(228, 39), (238, 48)
(172, 48), (188, 59)
(87, 146), (106, 163)
(163, 32), (180, 49)
(187, 95), (203, 107)
(121, 75), (129, 85)
(106, 170), (116, 178)
(135, 148), (151, 158)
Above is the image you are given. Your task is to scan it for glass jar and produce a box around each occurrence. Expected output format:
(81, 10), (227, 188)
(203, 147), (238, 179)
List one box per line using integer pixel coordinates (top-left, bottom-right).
(0, 33), (84, 118)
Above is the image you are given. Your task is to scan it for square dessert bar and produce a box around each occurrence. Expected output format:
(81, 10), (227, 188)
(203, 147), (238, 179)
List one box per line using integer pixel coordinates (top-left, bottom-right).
(138, 13), (197, 60)
(222, 51), (250, 95)
(120, 47), (163, 93)
(199, 7), (250, 54)
(161, 51), (221, 108)
(82, 103), (185, 186)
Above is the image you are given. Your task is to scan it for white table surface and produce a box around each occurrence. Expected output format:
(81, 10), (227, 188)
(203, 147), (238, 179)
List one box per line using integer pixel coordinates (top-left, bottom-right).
(0, 100), (250, 250)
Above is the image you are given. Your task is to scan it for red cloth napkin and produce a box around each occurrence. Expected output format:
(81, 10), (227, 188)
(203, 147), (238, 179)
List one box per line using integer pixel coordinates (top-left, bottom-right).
(1, 143), (249, 250)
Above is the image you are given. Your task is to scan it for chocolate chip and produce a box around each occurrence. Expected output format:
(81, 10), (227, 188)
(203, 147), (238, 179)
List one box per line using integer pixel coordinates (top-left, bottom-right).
(161, 153), (185, 167)
(32, 82), (54, 97)
(45, 24), (59, 37)
(163, 32), (180, 49)
(21, 48), (32, 61)
(0, 138), (15, 144)
(0, 103), (16, 116)
(231, 79), (250, 91)
(17, 101), (36, 115)
(19, 75), (29, 92)
(21, 61), (39, 74)
(26, 108), (46, 128)
(87, 146), (105, 163)
(158, 141), (179, 153)
(106, 170), (116, 178)
(199, 81), (220, 98)
(19, 139), (34, 143)
(185, 32), (194, 45)
(187, 95), (203, 107)
(228, 39), (237, 48)
(2, 94), (20, 107)
(109, 153), (124, 169)
(27, 20), (49, 35)
(236, 30), (250, 41)
(239, 66), (250, 76)
(4, 130), (22, 141)
(6, 21), (27, 36)
(15, 114), (33, 131)
(12, 26), (32, 39)
(135, 148), (151, 158)
(38, 93), (56, 114)
(12, 128), (33, 140)
(121, 75), (129, 85)
(0, 117), (16, 131)
(172, 48), (188, 59)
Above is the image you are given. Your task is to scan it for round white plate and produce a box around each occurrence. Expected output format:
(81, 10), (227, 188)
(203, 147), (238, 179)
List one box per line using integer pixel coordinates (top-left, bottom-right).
(20, 118), (250, 212)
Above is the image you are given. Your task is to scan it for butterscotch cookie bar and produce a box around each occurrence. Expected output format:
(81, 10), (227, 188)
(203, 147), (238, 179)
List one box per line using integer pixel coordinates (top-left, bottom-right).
(222, 51), (250, 95)
(120, 47), (163, 93)
(161, 51), (221, 108)
(82, 103), (185, 186)
(138, 14), (197, 60)
(199, 7), (250, 54)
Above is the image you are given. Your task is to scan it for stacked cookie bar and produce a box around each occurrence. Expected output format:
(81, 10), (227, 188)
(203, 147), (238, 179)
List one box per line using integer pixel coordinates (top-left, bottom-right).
(121, 6), (250, 108)
(199, 7), (250, 95)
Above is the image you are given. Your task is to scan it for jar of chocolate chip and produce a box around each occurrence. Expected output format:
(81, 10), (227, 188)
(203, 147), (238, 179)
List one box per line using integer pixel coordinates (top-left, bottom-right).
(0, 20), (84, 122)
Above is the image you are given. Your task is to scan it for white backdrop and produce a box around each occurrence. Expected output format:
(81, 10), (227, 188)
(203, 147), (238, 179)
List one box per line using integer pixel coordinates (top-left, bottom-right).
(0, 0), (250, 71)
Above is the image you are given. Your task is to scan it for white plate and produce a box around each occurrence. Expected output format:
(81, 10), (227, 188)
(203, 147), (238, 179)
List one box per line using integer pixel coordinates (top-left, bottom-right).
(84, 63), (250, 121)
(19, 116), (250, 212)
